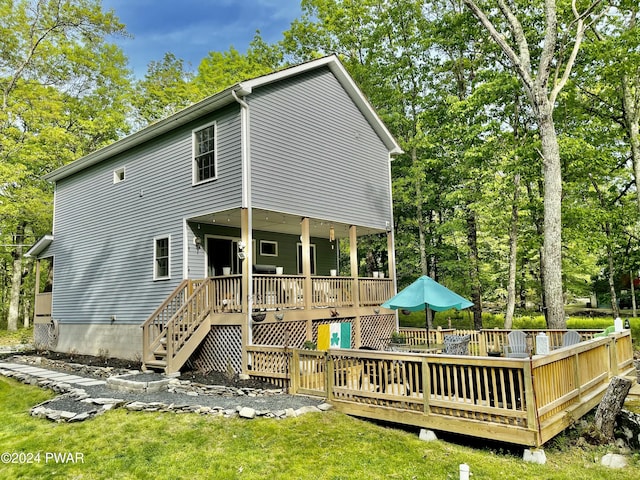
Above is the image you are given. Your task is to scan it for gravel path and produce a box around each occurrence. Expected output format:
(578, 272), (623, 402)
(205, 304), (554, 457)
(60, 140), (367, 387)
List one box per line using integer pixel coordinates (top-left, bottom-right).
(0, 357), (328, 421)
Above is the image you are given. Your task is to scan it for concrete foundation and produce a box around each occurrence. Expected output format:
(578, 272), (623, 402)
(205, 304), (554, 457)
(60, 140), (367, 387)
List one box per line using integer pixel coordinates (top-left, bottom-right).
(55, 323), (142, 360)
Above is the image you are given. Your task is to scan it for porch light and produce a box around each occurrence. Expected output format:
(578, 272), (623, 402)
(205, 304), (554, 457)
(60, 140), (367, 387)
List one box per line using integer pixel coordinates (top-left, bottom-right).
(193, 236), (202, 251)
(329, 225), (335, 242)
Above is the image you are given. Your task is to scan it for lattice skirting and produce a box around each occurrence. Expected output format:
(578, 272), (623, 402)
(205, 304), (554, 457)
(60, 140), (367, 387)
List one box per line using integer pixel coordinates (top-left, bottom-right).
(360, 314), (395, 350)
(33, 321), (58, 350)
(251, 314), (396, 350)
(253, 320), (307, 347)
(190, 325), (242, 374)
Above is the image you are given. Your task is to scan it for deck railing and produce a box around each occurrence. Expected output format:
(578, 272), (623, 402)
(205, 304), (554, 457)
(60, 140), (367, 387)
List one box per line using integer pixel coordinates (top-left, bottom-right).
(359, 278), (394, 306)
(249, 330), (634, 447)
(220, 275), (393, 312)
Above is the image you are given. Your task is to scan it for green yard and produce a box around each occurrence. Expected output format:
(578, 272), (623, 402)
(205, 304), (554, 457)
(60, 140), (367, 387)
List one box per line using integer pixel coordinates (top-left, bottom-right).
(0, 376), (639, 480)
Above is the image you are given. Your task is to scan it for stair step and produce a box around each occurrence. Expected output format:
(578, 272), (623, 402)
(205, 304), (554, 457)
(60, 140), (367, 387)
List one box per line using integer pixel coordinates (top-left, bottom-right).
(145, 359), (167, 368)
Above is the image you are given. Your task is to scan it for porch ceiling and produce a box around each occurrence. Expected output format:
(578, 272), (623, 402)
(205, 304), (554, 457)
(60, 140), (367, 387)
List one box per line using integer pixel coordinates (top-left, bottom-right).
(188, 208), (386, 238)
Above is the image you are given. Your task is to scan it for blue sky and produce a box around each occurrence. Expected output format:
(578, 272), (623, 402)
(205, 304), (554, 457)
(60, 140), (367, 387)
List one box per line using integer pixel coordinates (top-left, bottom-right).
(101, 0), (304, 78)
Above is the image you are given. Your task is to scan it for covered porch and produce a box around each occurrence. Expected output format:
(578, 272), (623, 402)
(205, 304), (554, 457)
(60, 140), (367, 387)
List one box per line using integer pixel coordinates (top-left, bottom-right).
(141, 207), (397, 373)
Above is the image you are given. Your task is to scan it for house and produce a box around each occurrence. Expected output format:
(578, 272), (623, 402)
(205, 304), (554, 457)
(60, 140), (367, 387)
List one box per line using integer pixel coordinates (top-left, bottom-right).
(27, 55), (403, 373)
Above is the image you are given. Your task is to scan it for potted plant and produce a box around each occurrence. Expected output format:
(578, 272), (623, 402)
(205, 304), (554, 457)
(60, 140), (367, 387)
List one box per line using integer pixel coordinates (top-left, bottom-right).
(390, 331), (407, 345)
(302, 340), (317, 350)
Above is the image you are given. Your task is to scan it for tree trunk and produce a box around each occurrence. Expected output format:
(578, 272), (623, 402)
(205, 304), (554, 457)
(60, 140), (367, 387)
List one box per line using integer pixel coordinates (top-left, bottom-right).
(622, 74), (640, 211)
(505, 174), (521, 329)
(465, 207), (483, 330)
(594, 376), (632, 440)
(8, 236), (24, 332)
(413, 147), (428, 278)
(606, 230), (620, 319)
(537, 103), (566, 328)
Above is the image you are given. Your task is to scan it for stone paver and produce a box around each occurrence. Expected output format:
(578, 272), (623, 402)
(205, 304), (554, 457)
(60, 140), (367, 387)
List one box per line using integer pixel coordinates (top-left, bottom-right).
(0, 362), (105, 386)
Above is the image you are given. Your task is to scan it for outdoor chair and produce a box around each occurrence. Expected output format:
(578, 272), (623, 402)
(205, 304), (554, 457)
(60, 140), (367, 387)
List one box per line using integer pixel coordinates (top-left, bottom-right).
(552, 330), (581, 350)
(443, 334), (471, 355)
(504, 330), (529, 358)
(561, 330), (581, 347)
(594, 325), (615, 338)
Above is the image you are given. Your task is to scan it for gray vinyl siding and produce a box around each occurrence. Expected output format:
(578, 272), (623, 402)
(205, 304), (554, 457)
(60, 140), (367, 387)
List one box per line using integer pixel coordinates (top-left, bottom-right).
(249, 67), (392, 230)
(49, 105), (242, 325)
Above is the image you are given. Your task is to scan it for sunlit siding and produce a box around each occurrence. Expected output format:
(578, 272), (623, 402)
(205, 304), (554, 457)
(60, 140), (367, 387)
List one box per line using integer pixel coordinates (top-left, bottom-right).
(249, 67), (392, 230)
(49, 105), (242, 325)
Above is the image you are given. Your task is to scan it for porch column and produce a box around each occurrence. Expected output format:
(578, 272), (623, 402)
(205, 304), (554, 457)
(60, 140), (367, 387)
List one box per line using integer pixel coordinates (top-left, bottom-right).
(241, 208), (252, 372)
(387, 230), (395, 282)
(33, 258), (41, 325)
(350, 226), (362, 347)
(301, 218), (313, 340)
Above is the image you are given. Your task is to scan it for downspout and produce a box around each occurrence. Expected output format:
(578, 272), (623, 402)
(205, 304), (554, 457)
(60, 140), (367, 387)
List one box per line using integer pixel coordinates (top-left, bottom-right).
(232, 89), (253, 346)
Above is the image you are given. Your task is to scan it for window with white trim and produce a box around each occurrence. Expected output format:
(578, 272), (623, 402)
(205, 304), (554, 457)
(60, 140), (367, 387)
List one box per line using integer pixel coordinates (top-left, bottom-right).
(154, 236), (170, 280)
(113, 167), (125, 183)
(193, 123), (216, 183)
(260, 240), (278, 257)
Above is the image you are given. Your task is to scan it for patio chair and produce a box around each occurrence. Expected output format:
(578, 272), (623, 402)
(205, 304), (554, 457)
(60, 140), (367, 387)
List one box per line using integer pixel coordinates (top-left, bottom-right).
(443, 334), (471, 355)
(594, 325), (615, 338)
(562, 330), (581, 347)
(504, 330), (529, 358)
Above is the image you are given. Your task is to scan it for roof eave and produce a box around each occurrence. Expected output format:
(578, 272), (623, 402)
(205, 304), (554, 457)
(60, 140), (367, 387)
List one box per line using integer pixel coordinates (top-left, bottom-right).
(25, 235), (54, 258)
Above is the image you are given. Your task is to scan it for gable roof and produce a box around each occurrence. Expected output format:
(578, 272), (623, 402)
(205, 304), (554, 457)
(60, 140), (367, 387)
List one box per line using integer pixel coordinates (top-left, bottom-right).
(44, 55), (402, 182)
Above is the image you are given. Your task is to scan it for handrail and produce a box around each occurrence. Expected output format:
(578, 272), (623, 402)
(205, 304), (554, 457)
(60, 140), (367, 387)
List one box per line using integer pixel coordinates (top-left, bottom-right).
(141, 279), (190, 362)
(165, 278), (212, 366)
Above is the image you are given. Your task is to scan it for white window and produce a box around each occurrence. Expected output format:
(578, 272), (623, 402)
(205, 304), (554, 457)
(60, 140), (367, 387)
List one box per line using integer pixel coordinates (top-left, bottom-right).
(297, 243), (316, 275)
(193, 123), (217, 184)
(113, 167), (125, 183)
(260, 240), (278, 257)
(154, 236), (170, 280)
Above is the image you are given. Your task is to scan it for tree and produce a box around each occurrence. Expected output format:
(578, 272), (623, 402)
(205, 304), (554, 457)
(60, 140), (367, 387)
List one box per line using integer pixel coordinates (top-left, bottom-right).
(462, 0), (606, 328)
(194, 31), (283, 95)
(0, 0), (131, 330)
(132, 53), (199, 127)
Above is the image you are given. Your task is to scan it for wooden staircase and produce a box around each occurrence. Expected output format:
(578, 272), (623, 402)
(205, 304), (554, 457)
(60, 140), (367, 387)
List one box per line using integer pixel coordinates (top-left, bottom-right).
(142, 279), (213, 373)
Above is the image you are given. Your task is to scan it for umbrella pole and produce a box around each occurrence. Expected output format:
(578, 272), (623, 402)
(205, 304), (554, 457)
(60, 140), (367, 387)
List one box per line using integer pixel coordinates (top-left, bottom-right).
(425, 307), (430, 348)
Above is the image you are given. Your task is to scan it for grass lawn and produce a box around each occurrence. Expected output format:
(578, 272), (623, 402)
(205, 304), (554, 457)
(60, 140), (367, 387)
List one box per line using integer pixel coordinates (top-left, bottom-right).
(1, 378), (639, 479)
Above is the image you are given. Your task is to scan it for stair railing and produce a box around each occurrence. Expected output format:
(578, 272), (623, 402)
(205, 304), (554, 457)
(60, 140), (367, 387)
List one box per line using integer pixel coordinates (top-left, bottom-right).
(164, 279), (213, 369)
(141, 279), (191, 363)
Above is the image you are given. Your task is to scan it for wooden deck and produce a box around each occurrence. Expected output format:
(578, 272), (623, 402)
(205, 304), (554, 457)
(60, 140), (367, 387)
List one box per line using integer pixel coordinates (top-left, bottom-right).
(140, 276), (394, 373)
(247, 330), (635, 447)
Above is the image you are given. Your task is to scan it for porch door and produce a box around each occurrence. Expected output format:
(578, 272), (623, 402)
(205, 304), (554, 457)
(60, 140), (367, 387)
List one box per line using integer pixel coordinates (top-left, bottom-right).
(207, 237), (240, 276)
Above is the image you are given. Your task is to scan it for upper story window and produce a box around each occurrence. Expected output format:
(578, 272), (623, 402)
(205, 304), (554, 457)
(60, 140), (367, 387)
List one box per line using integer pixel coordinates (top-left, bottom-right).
(154, 236), (170, 280)
(113, 167), (125, 184)
(193, 123), (217, 184)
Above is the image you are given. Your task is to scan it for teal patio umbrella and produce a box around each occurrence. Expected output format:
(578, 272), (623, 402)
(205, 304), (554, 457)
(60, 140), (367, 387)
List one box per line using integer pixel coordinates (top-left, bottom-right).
(381, 276), (473, 347)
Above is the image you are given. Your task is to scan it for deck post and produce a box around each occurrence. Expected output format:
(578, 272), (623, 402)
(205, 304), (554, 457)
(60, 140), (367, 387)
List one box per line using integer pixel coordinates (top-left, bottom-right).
(478, 331), (488, 356)
(422, 357), (431, 415)
(523, 360), (540, 445)
(241, 208), (251, 372)
(33, 259), (41, 325)
(301, 218), (313, 341)
(289, 349), (299, 394)
(326, 353), (335, 402)
(609, 336), (619, 377)
(349, 226), (362, 347)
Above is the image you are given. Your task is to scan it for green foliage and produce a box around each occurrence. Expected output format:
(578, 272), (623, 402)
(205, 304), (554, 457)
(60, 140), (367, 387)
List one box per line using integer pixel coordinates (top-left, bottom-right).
(1, 0), (132, 327)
